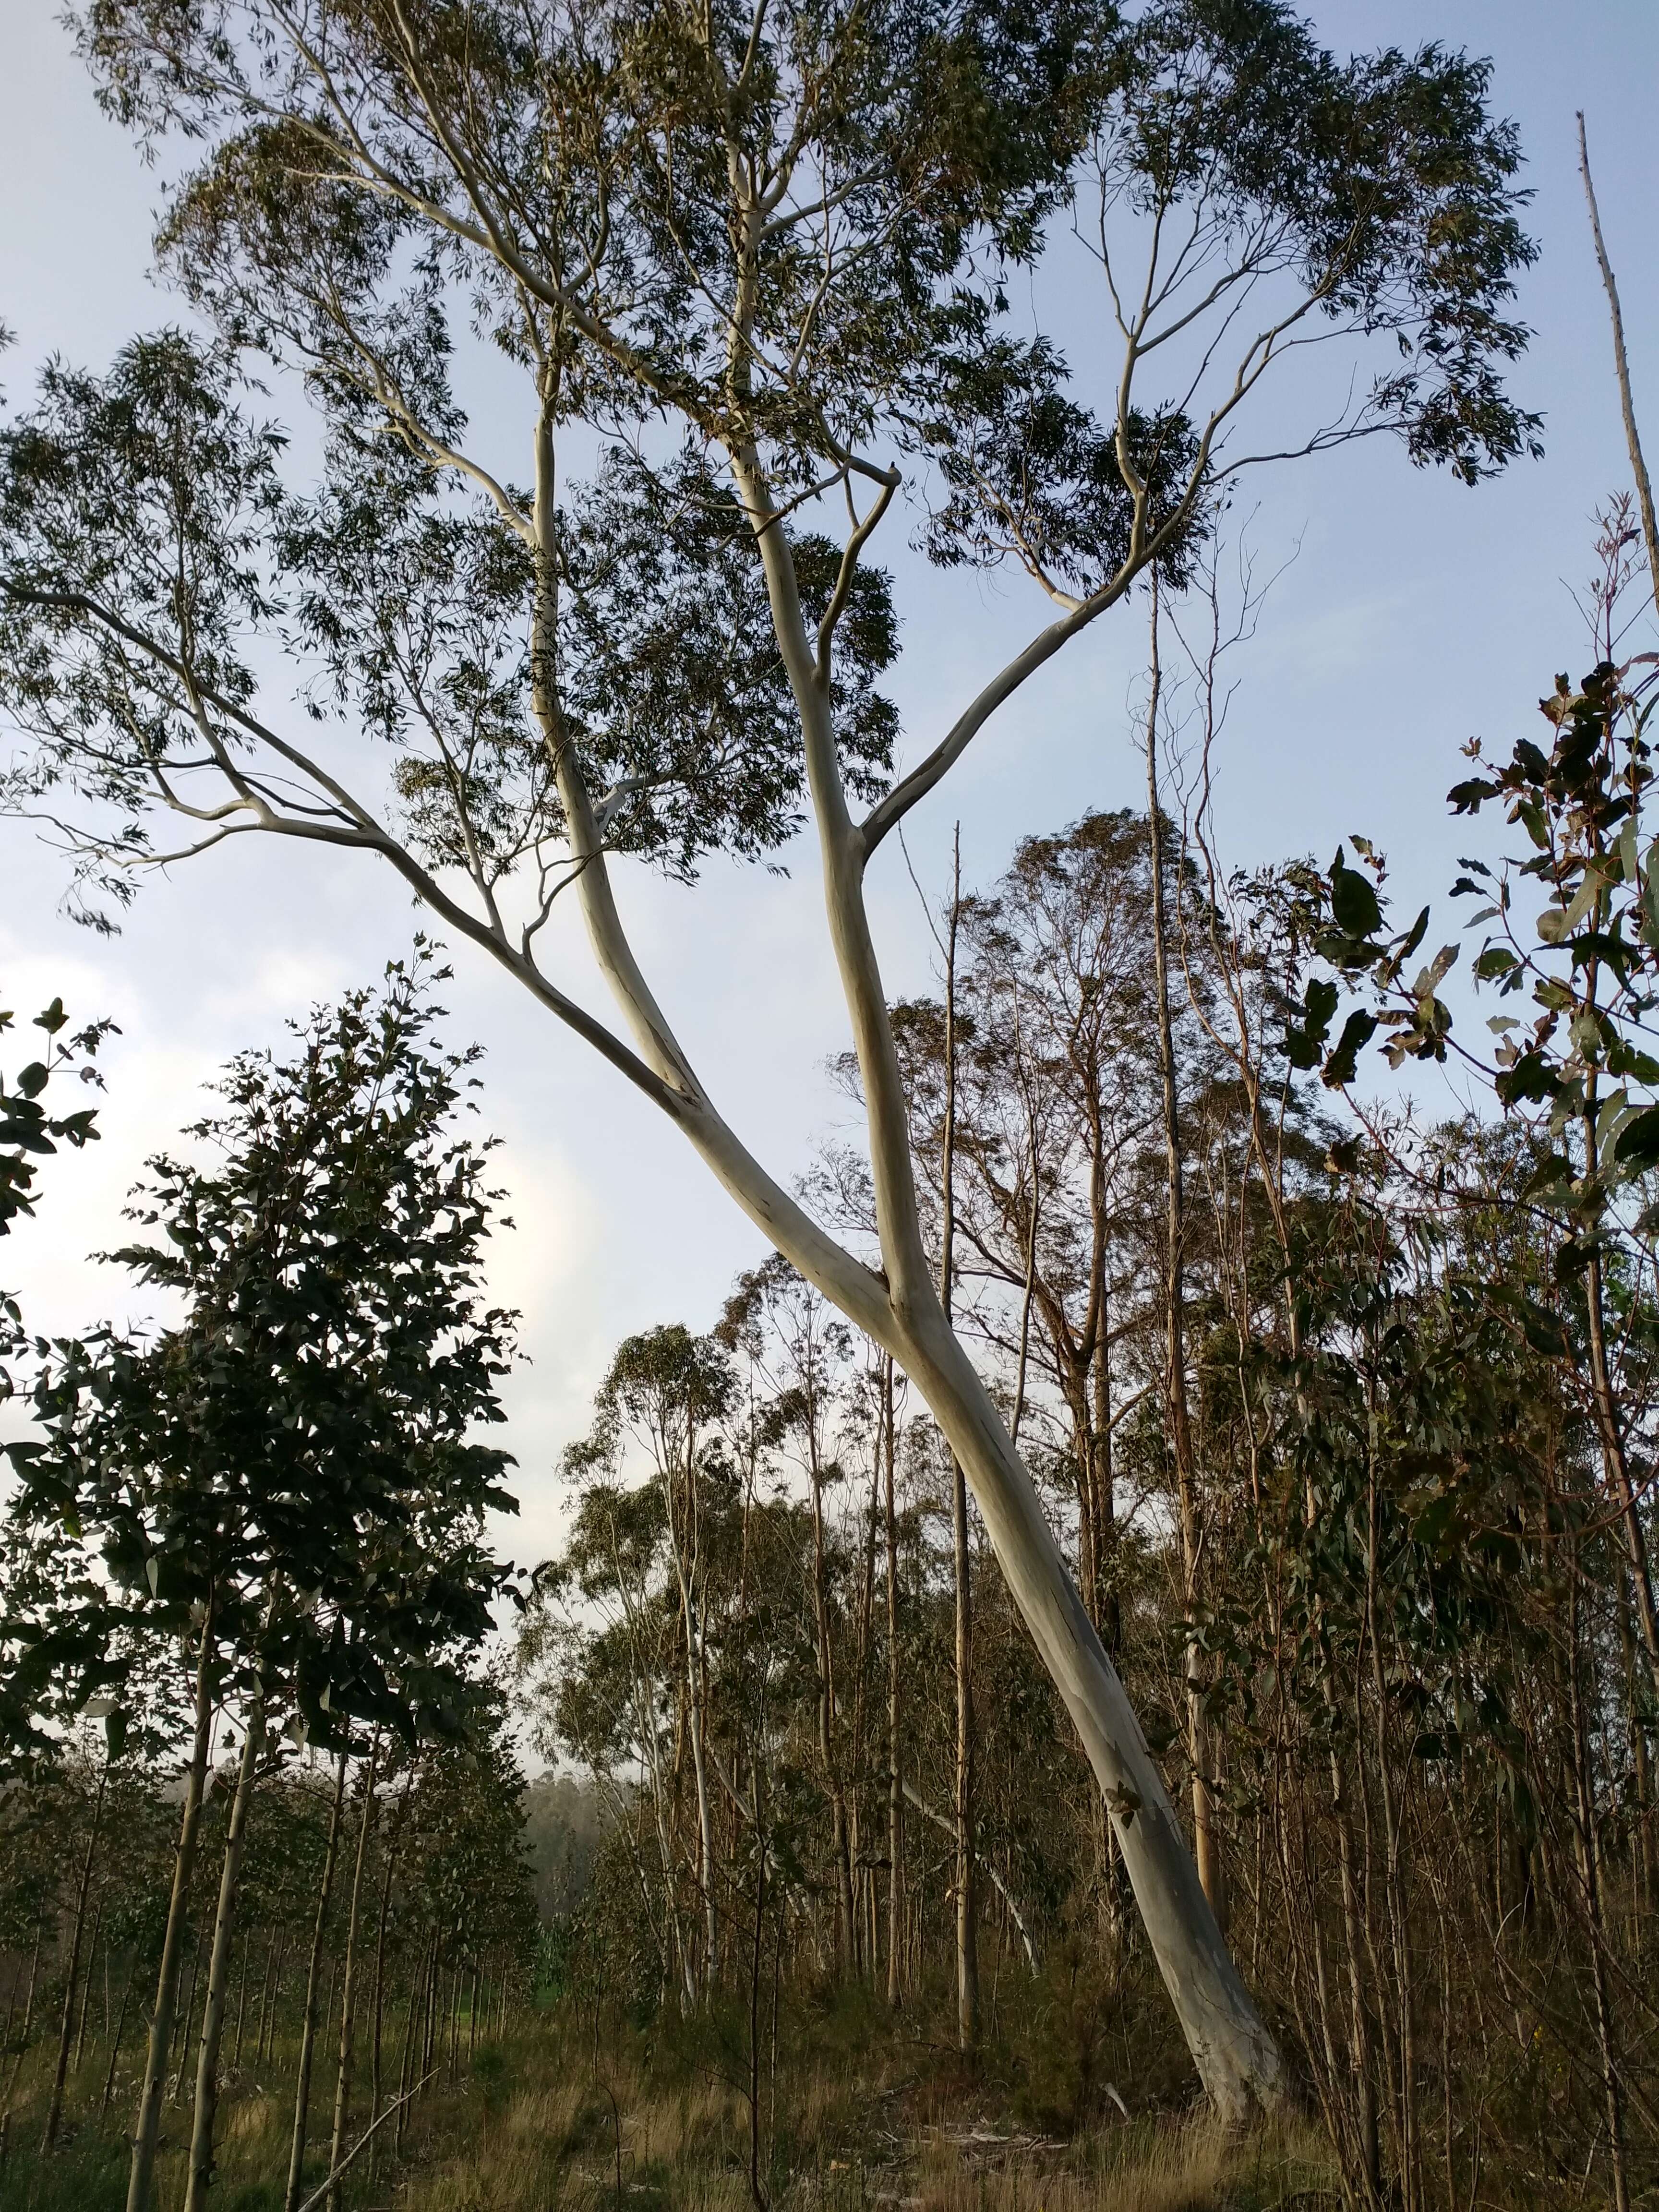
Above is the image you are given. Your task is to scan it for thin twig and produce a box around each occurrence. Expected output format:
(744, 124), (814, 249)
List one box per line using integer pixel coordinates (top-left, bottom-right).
(291, 2069), (435, 2212)
(1578, 113), (1659, 618)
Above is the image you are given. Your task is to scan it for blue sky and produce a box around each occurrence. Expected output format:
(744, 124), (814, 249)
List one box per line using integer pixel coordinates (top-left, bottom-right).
(3, 0), (1657, 1563)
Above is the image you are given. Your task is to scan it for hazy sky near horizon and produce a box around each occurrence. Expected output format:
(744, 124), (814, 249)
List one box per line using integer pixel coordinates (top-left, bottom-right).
(2, 0), (1658, 1568)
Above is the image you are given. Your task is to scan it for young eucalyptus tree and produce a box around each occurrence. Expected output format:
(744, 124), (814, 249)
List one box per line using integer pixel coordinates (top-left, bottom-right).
(581, 1324), (737, 1996)
(4, 957), (518, 2211)
(0, 0), (1541, 2111)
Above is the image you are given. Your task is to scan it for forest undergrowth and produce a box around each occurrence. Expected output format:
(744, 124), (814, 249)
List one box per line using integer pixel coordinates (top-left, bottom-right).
(0, 1971), (1339, 2212)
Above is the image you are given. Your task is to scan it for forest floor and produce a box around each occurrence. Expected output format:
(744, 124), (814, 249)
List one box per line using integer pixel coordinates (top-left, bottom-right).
(0, 1972), (1338, 2212)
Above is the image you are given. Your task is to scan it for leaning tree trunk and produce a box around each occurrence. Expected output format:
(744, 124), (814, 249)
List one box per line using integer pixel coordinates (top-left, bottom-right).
(128, 1606), (216, 2212)
(530, 391), (1285, 2117)
(284, 1751), (349, 2212)
(895, 1301), (1285, 2112)
(183, 1694), (265, 2212)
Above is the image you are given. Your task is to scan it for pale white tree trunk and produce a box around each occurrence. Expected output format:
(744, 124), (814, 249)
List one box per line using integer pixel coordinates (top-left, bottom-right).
(517, 338), (1286, 2111)
(890, 1298), (1284, 2115)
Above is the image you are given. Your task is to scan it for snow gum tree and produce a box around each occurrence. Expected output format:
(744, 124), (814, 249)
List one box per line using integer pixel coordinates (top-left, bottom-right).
(0, 0), (1542, 2114)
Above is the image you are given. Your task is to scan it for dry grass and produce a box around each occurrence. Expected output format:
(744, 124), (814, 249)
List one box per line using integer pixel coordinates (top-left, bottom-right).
(0, 1995), (1339, 2212)
(390, 2028), (1338, 2212)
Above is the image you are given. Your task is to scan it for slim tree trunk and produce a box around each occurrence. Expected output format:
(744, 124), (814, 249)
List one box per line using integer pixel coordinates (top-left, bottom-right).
(1145, 602), (1225, 1934)
(43, 1765), (107, 2149)
(1577, 114), (1659, 618)
(3, 1922), (43, 2112)
(102, 1954), (136, 2117)
(1582, 1235), (1659, 1687)
(284, 1751), (349, 2212)
(75, 1890), (105, 2074)
(170, 1929), (207, 2102)
(668, 1452), (720, 1994)
(127, 1605), (216, 2212)
(938, 826), (979, 2053)
(369, 1777), (408, 2133)
(232, 1934), (250, 2070)
(1617, 1570), (1658, 1917)
(325, 1735), (380, 2212)
(1, 1950), (23, 2077)
(848, 1410), (882, 1984)
(882, 1356), (904, 2010)
(393, 1943), (421, 2155)
(256, 1930), (282, 2066)
(804, 1380), (856, 1976)
(1568, 1561), (1632, 2212)
(950, 1455), (978, 2049)
(1330, 1745), (1382, 2207)
(183, 1695), (265, 2212)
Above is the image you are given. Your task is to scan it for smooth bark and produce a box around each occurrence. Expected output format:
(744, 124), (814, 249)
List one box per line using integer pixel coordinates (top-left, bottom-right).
(42, 1764), (106, 2150)
(882, 1356), (904, 2011)
(937, 829), (980, 2053)
(1577, 114), (1659, 618)
(127, 1608), (216, 2212)
(183, 1695), (265, 2212)
(102, 1954), (135, 2117)
(666, 1444), (719, 1992)
(325, 1735), (380, 2212)
(283, 1752), (349, 2212)
(1144, 610), (1226, 1932)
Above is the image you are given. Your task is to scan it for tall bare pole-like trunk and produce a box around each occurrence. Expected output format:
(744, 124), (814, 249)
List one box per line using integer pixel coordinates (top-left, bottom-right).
(882, 1355), (904, 2009)
(849, 1410), (882, 1980)
(1617, 1571), (1658, 1915)
(183, 1693), (265, 2212)
(75, 1891), (105, 2074)
(1567, 1557), (1632, 2212)
(1144, 594), (1225, 1932)
(2, 1922), (43, 2125)
(369, 1773), (411, 2145)
(42, 1763), (106, 2150)
(325, 1734), (380, 2212)
(666, 1432), (720, 1993)
(102, 1955), (135, 2118)
(284, 1751), (349, 2212)
(938, 826), (980, 2051)
(1582, 1227), (1659, 1685)
(1577, 114), (1659, 617)
(128, 1601), (216, 2212)
(805, 1396), (857, 1975)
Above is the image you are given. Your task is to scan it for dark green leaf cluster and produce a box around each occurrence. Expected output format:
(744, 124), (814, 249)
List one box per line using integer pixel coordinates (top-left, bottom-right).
(3, 951), (519, 1752)
(1105, 1), (1541, 482)
(913, 335), (1201, 593)
(1, 997), (113, 1240)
